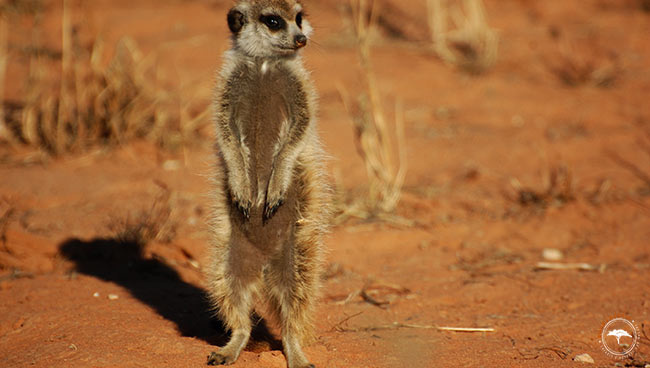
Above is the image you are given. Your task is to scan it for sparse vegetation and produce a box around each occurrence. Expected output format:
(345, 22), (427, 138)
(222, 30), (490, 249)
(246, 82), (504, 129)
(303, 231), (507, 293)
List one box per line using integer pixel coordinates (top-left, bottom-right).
(545, 34), (621, 88)
(427, 0), (498, 74)
(336, 0), (407, 223)
(507, 164), (575, 213)
(0, 0), (210, 155)
(108, 188), (177, 247)
(0, 197), (14, 247)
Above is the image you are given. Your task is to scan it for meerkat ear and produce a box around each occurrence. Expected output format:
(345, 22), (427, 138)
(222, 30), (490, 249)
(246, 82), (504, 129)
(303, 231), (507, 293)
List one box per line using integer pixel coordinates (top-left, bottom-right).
(227, 8), (246, 33)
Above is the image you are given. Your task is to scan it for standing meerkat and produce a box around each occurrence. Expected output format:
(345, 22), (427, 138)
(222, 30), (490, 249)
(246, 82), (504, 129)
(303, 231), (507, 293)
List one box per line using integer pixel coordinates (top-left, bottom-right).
(206, 1), (332, 367)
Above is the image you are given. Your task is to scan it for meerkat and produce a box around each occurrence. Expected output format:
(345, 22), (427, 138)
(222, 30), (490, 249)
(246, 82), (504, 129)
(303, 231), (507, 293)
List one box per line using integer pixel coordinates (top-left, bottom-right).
(206, 1), (332, 368)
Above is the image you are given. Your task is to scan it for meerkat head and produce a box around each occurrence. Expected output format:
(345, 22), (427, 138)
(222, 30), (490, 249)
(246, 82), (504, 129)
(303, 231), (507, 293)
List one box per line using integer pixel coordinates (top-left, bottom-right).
(227, 0), (312, 58)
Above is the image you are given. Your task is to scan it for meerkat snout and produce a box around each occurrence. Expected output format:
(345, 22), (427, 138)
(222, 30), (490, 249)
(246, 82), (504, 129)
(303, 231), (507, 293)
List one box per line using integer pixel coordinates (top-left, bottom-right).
(294, 34), (307, 48)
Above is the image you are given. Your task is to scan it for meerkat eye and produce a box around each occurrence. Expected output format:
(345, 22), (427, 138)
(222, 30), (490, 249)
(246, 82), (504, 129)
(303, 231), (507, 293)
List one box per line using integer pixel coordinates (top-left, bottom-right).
(296, 12), (303, 28)
(260, 15), (285, 31)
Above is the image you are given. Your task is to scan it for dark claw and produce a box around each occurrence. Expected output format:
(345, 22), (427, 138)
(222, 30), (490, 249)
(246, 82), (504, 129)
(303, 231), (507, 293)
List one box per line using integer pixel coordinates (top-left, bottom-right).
(207, 351), (226, 366)
(263, 199), (283, 223)
(233, 200), (251, 221)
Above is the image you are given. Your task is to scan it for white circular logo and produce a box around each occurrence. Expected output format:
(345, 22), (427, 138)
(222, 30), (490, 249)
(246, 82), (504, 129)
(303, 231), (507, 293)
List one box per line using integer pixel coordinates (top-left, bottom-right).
(599, 318), (639, 358)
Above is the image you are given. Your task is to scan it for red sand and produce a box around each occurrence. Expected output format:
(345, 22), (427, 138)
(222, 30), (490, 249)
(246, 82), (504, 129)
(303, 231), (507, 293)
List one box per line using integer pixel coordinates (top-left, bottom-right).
(1, 1), (649, 367)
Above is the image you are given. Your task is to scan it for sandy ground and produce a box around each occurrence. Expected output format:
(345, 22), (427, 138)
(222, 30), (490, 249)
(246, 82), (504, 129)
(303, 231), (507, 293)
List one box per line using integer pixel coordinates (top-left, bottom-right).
(1, 0), (650, 367)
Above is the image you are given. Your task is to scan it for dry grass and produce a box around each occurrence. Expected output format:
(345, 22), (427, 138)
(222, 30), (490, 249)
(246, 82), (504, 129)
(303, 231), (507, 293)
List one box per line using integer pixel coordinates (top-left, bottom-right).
(545, 34), (621, 88)
(0, 0), (210, 155)
(107, 187), (177, 247)
(336, 0), (407, 223)
(427, 0), (498, 74)
(0, 197), (14, 247)
(507, 165), (576, 213)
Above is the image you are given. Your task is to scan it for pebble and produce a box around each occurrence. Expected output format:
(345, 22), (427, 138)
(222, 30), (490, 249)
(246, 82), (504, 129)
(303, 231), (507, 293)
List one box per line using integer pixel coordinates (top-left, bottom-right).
(107, 294), (119, 300)
(542, 248), (564, 261)
(93, 292), (100, 298)
(163, 160), (181, 171)
(573, 353), (594, 364)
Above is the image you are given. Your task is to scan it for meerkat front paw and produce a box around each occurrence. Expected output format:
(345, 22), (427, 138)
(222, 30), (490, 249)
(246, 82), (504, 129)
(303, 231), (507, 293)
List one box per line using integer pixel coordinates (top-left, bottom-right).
(234, 198), (251, 220)
(264, 172), (286, 222)
(228, 179), (252, 221)
(263, 198), (284, 222)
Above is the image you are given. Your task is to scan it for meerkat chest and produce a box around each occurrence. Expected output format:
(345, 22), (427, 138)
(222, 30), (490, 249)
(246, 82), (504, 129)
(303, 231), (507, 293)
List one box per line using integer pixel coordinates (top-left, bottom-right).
(234, 62), (302, 154)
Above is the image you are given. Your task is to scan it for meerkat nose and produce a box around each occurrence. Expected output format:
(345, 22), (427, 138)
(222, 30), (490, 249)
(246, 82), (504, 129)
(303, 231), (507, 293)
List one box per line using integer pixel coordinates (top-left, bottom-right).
(294, 34), (307, 48)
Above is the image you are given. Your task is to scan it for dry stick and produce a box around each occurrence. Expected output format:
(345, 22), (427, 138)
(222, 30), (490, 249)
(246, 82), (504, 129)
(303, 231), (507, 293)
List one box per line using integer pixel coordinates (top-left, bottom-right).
(0, 13), (11, 143)
(329, 311), (364, 332)
(437, 326), (495, 332)
(535, 262), (602, 272)
(337, 322), (495, 333)
(607, 150), (650, 188)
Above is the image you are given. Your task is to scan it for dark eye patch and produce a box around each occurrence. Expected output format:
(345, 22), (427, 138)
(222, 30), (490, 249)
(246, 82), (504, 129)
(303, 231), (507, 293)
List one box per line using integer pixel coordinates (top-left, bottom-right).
(296, 12), (303, 28)
(259, 14), (286, 31)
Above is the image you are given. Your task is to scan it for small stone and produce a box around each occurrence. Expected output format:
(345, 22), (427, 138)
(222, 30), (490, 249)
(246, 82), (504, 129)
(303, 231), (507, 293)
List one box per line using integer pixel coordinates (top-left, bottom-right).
(163, 160), (181, 171)
(543, 248), (563, 261)
(573, 353), (594, 364)
(93, 292), (100, 298)
(107, 294), (119, 300)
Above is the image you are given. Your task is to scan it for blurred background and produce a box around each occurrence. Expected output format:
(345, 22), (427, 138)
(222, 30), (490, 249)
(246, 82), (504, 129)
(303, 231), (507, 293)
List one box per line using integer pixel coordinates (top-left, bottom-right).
(0, 1), (649, 367)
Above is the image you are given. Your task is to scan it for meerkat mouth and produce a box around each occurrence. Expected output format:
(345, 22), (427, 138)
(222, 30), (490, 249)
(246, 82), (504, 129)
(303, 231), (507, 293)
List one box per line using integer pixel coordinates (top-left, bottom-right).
(275, 45), (303, 52)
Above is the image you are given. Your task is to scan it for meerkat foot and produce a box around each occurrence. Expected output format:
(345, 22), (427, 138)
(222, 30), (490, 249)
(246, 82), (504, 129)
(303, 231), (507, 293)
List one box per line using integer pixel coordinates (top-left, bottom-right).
(283, 332), (314, 368)
(207, 351), (234, 366)
(207, 328), (251, 366)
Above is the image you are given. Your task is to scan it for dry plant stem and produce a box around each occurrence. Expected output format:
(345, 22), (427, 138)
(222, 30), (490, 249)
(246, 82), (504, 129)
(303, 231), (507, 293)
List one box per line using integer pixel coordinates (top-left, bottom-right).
(607, 150), (650, 188)
(0, 13), (10, 143)
(336, 322), (495, 333)
(347, 0), (407, 215)
(427, 0), (498, 73)
(437, 326), (495, 332)
(57, 0), (73, 153)
(535, 262), (602, 272)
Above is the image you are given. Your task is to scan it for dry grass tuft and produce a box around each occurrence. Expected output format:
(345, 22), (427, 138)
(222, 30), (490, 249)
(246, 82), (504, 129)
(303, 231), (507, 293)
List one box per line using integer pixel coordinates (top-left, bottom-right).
(0, 1), (210, 155)
(545, 34), (621, 88)
(0, 197), (14, 247)
(108, 187), (177, 247)
(337, 0), (407, 224)
(507, 165), (576, 212)
(427, 0), (498, 74)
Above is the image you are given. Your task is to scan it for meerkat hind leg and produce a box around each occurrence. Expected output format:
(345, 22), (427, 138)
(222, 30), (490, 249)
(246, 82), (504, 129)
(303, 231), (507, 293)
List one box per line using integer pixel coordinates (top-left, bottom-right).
(208, 327), (251, 365)
(208, 274), (258, 365)
(267, 250), (318, 367)
(282, 331), (314, 368)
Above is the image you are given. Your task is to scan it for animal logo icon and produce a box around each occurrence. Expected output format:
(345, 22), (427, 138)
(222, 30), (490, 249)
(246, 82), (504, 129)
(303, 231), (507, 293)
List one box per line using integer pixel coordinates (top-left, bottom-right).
(607, 329), (633, 345)
(600, 318), (639, 358)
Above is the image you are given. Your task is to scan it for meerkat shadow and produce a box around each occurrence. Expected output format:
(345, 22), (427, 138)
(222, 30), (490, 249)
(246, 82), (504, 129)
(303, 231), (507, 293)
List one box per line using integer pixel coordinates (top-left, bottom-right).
(58, 237), (282, 350)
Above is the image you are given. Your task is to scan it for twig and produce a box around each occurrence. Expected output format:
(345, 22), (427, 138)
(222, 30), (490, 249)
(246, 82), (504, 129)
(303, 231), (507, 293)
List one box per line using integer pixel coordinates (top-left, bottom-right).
(607, 150), (650, 188)
(535, 262), (604, 272)
(336, 321), (495, 333)
(436, 326), (495, 332)
(329, 311), (364, 332)
(333, 289), (361, 305)
(0, 13), (11, 143)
